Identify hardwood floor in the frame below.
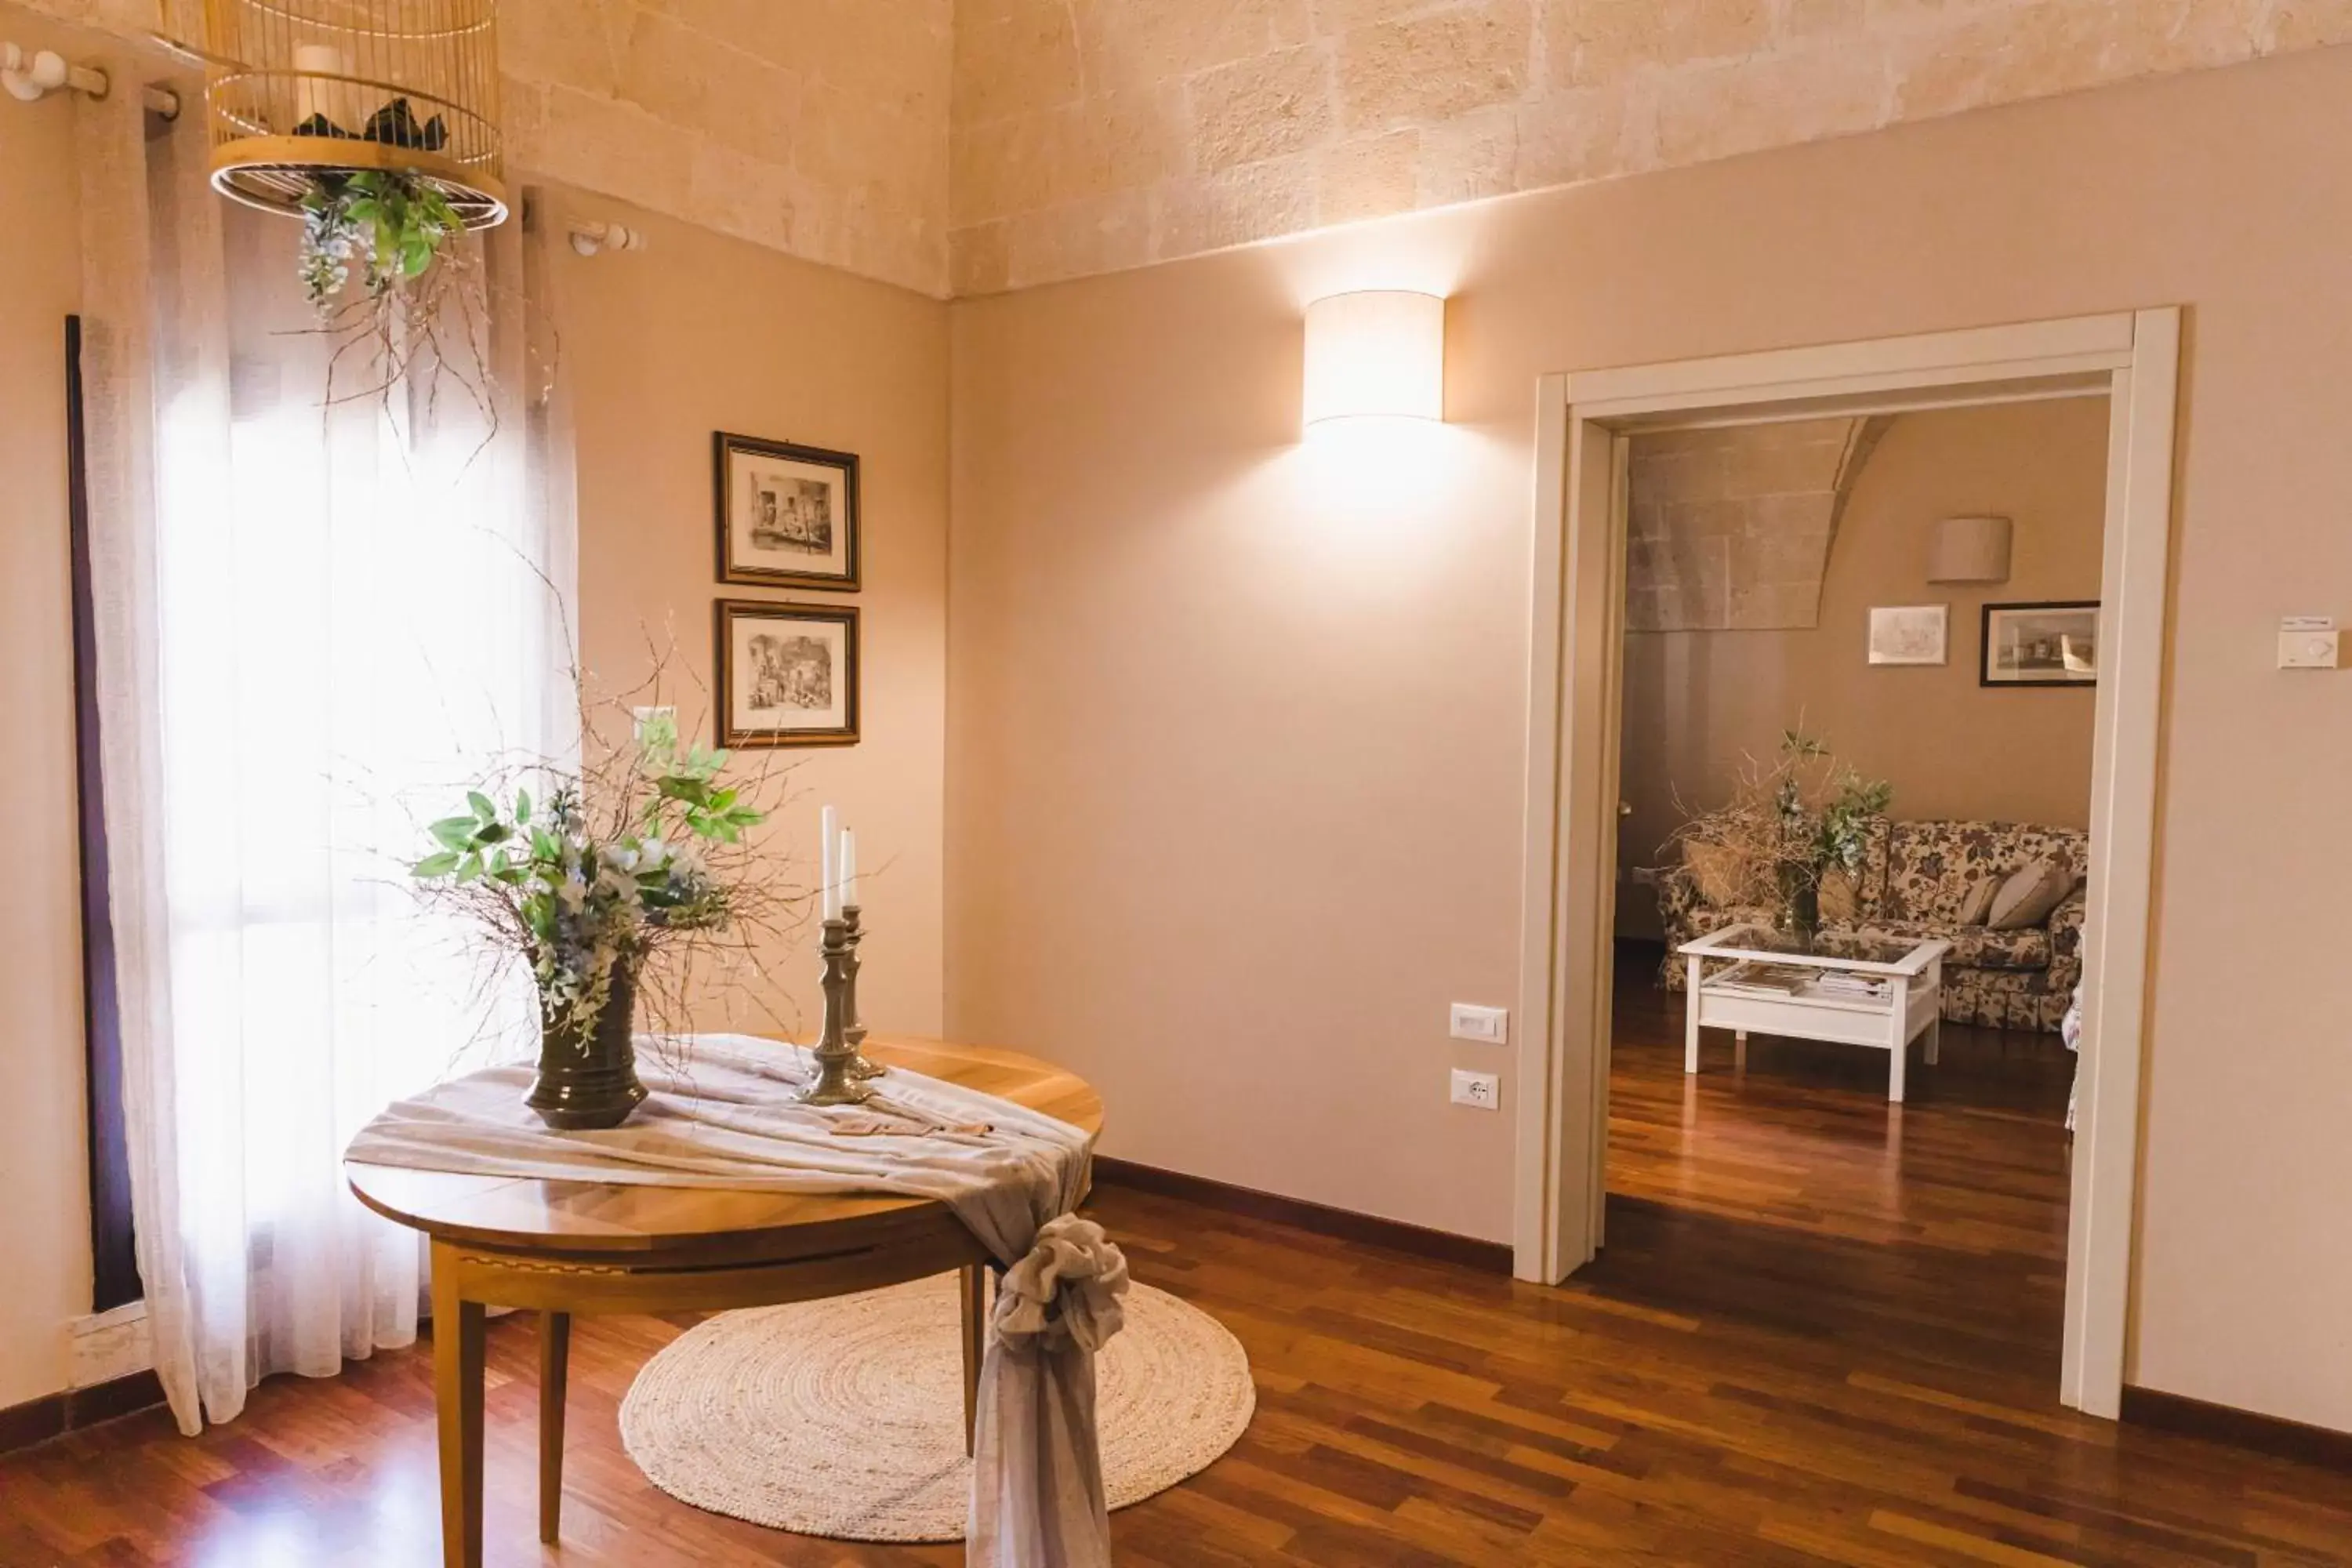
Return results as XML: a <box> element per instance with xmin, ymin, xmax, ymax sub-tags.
<box><xmin>5</xmin><ymin>970</ymin><xmax>2349</xmax><ymax>1565</ymax></box>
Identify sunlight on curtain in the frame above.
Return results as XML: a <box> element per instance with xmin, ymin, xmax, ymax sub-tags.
<box><xmin>84</xmin><ymin>79</ymin><xmax>573</xmax><ymax>1426</ymax></box>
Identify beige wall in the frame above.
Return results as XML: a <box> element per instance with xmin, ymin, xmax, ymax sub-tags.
<box><xmin>557</xmin><ymin>190</ymin><xmax>952</xmax><ymax>1038</ymax></box>
<box><xmin>0</xmin><ymin>11</ymin><xmax>94</xmax><ymax>1410</ymax></box>
<box><xmin>24</xmin><ymin>0</ymin><xmax>955</xmax><ymax>295</ymax></box>
<box><xmin>947</xmin><ymin>44</ymin><xmax>2352</xmax><ymax>1432</ymax></box>
<box><xmin>949</xmin><ymin>0</ymin><xmax>2352</xmax><ymax>293</ymax></box>
<box><xmin>1617</xmin><ymin>400</ymin><xmax>2108</xmax><ymax>938</ymax></box>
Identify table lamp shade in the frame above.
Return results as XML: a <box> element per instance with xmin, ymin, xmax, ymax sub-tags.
<box><xmin>1929</xmin><ymin>515</ymin><xmax>2013</xmax><ymax>583</ymax></box>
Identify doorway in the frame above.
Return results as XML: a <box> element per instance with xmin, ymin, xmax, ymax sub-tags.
<box><xmin>1509</xmin><ymin>312</ymin><xmax>2181</xmax><ymax>1419</ymax></box>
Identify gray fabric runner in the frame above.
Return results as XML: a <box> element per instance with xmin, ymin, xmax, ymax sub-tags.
<box><xmin>346</xmin><ymin>1033</ymin><xmax>1129</xmax><ymax>1566</ymax></box>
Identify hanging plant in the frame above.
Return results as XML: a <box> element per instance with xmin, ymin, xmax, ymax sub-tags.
<box><xmin>299</xmin><ymin>168</ymin><xmax>462</xmax><ymax>310</ymax></box>
<box><xmin>293</xmin><ymin>162</ymin><xmax>504</xmax><ymax>447</ymax></box>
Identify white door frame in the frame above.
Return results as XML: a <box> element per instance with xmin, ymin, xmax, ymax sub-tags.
<box><xmin>1512</xmin><ymin>310</ymin><xmax>2181</xmax><ymax>1419</ymax></box>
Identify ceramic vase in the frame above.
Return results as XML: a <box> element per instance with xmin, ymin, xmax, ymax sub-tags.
<box><xmin>524</xmin><ymin>963</ymin><xmax>648</xmax><ymax>1130</ymax></box>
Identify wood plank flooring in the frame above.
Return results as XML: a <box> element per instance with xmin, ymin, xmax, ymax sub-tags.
<box><xmin>5</xmin><ymin>964</ymin><xmax>2348</xmax><ymax>1564</ymax></box>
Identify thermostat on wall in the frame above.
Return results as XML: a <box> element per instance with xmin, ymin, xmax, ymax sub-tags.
<box><xmin>2278</xmin><ymin>616</ymin><xmax>2340</xmax><ymax>670</ymax></box>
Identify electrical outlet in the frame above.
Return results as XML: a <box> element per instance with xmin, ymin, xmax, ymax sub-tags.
<box><xmin>1450</xmin><ymin>1069</ymin><xmax>1501</xmax><ymax>1111</ymax></box>
<box><xmin>1450</xmin><ymin>1004</ymin><xmax>1509</xmax><ymax>1044</ymax></box>
<box><xmin>633</xmin><ymin>706</ymin><xmax>679</xmax><ymax>750</ymax></box>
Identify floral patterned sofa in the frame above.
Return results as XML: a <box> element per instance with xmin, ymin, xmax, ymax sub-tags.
<box><xmin>1658</xmin><ymin>818</ymin><xmax>2089</xmax><ymax>1033</ymax></box>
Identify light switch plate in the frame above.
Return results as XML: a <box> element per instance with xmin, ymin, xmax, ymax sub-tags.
<box><xmin>1450</xmin><ymin>1069</ymin><xmax>1501</xmax><ymax>1111</ymax></box>
<box><xmin>1450</xmin><ymin>1004</ymin><xmax>1509</xmax><ymax>1044</ymax></box>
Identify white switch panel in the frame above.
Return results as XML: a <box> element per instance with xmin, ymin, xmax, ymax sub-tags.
<box><xmin>1450</xmin><ymin>1069</ymin><xmax>1501</xmax><ymax>1111</ymax></box>
<box><xmin>2279</xmin><ymin>617</ymin><xmax>2340</xmax><ymax>670</ymax></box>
<box><xmin>1450</xmin><ymin>1004</ymin><xmax>1509</xmax><ymax>1044</ymax></box>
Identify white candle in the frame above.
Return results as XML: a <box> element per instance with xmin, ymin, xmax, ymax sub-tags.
<box><xmin>293</xmin><ymin>43</ymin><xmax>348</xmax><ymax>130</ymax></box>
<box><xmin>819</xmin><ymin>804</ymin><xmax>840</xmax><ymax>921</ymax></box>
<box><xmin>840</xmin><ymin>829</ymin><xmax>858</xmax><ymax>910</ymax></box>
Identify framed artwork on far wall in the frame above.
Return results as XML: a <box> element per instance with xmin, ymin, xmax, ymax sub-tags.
<box><xmin>1867</xmin><ymin>604</ymin><xmax>1949</xmax><ymax>666</ymax></box>
<box><xmin>716</xmin><ymin>601</ymin><xmax>860</xmax><ymax>748</ymax></box>
<box><xmin>715</xmin><ymin>432</ymin><xmax>860</xmax><ymax>591</ymax></box>
<box><xmin>1982</xmin><ymin>600</ymin><xmax>2100</xmax><ymax>687</ymax></box>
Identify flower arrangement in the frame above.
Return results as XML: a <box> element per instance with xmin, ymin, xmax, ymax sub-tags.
<box><xmin>409</xmin><ymin>706</ymin><xmax>797</xmax><ymax>1127</ymax></box>
<box><xmin>294</xmin><ymin>165</ymin><xmax>503</xmax><ymax>440</ymax></box>
<box><xmin>1669</xmin><ymin>729</ymin><xmax>1892</xmax><ymax>943</ymax></box>
<box><xmin>299</xmin><ymin>169</ymin><xmax>463</xmax><ymax>310</ymax></box>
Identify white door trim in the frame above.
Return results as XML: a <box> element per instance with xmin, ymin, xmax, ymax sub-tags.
<box><xmin>1512</xmin><ymin>310</ymin><xmax>2182</xmax><ymax>1420</ymax></box>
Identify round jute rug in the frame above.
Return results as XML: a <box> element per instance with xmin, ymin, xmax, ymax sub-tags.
<box><xmin>619</xmin><ymin>1274</ymin><xmax>1255</xmax><ymax>1543</ymax></box>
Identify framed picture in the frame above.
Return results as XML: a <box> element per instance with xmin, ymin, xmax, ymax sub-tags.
<box><xmin>715</xmin><ymin>433</ymin><xmax>860</xmax><ymax>591</ymax></box>
<box><xmin>1867</xmin><ymin>604</ymin><xmax>1948</xmax><ymax>666</ymax></box>
<box><xmin>715</xmin><ymin>601</ymin><xmax>860</xmax><ymax>747</ymax></box>
<box><xmin>1982</xmin><ymin>600</ymin><xmax>2099</xmax><ymax>687</ymax></box>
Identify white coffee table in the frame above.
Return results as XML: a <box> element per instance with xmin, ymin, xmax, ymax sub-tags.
<box><xmin>1678</xmin><ymin>923</ymin><xmax>1951</xmax><ymax>1102</ymax></box>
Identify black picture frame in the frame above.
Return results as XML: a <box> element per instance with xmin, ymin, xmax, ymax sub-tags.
<box><xmin>714</xmin><ymin>432</ymin><xmax>861</xmax><ymax>592</ymax></box>
<box><xmin>715</xmin><ymin>600</ymin><xmax>862</xmax><ymax>748</ymax></box>
<box><xmin>1980</xmin><ymin>600</ymin><xmax>2100</xmax><ymax>688</ymax></box>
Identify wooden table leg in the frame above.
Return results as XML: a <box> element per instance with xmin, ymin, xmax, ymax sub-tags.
<box><xmin>539</xmin><ymin>1310</ymin><xmax>571</xmax><ymax>1544</ymax></box>
<box><xmin>430</xmin><ymin>1241</ymin><xmax>486</xmax><ymax>1568</ymax></box>
<box><xmin>961</xmin><ymin>1263</ymin><xmax>989</xmax><ymax>1457</ymax></box>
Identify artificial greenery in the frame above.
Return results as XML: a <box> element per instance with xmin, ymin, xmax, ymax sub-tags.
<box><xmin>299</xmin><ymin>169</ymin><xmax>462</xmax><ymax>309</ymax></box>
<box><xmin>410</xmin><ymin>724</ymin><xmax>770</xmax><ymax>1040</ymax></box>
<box><xmin>1772</xmin><ymin>728</ymin><xmax>1893</xmax><ymax>890</ymax></box>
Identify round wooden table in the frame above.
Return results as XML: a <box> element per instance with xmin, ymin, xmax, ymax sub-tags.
<box><xmin>347</xmin><ymin>1036</ymin><xmax>1104</xmax><ymax>1568</ymax></box>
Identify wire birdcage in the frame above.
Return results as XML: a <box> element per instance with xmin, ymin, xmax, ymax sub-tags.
<box><xmin>156</xmin><ymin>0</ymin><xmax>508</xmax><ymax>230</ymax></box>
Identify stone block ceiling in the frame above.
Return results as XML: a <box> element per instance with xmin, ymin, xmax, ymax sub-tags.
<box><xmin>21</xmin><ymin>0</ymin><xmax>2352</xmax><ymax>296</ymax></box>
<box><xmin>947</xmin><ymin>0</ymin><xmax>2352</xmax><ymax>295</ymax></box>
<box><xmin>27</xmin><ymin>0</ymin><xmax>956</xmax><ymax>296</ymax></box>
<box><xmin>1624</xmin><ymin>417</ymin><xmax>1888</xmax><ymax>633</ymax></box>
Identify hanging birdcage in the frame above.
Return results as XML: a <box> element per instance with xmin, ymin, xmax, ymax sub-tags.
<box><xmin>155</xmin><ymin>0</ymin><xmax>508</xmax><ymax>230</ymax></box>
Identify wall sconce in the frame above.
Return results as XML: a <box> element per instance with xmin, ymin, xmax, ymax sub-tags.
<box><xmin>1302</xmin><ymin>290</ymin><xmax>1446</xmax><ymax>433</ymax></box>
<box><xmin>1929</xmin><ymin>514</ymin><xmax>2013</xmax><ymax>583</ymax></box>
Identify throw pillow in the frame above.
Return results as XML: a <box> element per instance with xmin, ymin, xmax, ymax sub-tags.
<box><xmin>1987</xmin><ymin>858</ymin><xmax>2078</xmax><ymax>930</ymax></box>
<box><xmin>1682</xmin><ymin>840</ymin><xmax>1752</xmax><ymax>906</ymax></box>
<box><xmin>1958</xmin><ymin>875</ymin><xmax>2000</xmax><ymax>927</ymax></box>
<box><xmin>1820</xmin><ymin>866</ymin><xmax>1860</xmax><ymax>923</ymax></box>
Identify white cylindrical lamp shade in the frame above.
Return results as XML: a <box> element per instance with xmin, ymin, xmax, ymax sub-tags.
<box><xmin>1302</xmin><ymin>290</ymin><xmax>1446</xmax><ymax>429</ymax></box>
<box><xmin>1928</xmin><ymin>515</ymin><xmax>2013</xmax><ymax>583</ymax></box>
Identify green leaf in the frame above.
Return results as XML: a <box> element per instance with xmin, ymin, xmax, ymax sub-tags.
<box><xmin>456</xmin><ymin>851</ymin><xmax>484</xmax><ymax>883</ymax></box>
<box><xmin>430</xmin><ymin>815</ymin><xmax>480</xmax><ymax>851</ymax></box>
<box><xmin>515</xmin><ymin>789</ymin><xmax>532</xmax><ymax>825</ymax></box>
<box><xmin>411</xmin><ymin>851</ymin><xmax>462</xmax><ymax>878</ymax></box>
<box><xmin>476</xmin><ymin>822</ymin><xmax>511</xmax><ymax>844</ymax></box>
<box><xmin>467</xmin><ymin>790</ymin><xmax>497</xmax><ymax>822</ymax></box>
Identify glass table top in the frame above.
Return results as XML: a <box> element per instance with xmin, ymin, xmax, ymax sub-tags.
<box><xmin>1681</xmin><ymin>923</ymin><xmax>1940</xmax><ymax>970</ymax></box>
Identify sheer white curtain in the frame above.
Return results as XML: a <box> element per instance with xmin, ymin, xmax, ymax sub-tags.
<box><xmin>75</xmin><ymin>85</ymin><xmax>574</xmax><ymax>1431</ymax></box>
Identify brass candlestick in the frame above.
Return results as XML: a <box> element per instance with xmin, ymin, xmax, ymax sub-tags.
<box><xmin>796</xmin><ymin>916</ymin><xmax>873</xmax><ymax>1106</ymax></box>
<box><xmin>843</xmin><ymin>904</ymin><xmax>887</xmax><ymax>1080</ymax></box>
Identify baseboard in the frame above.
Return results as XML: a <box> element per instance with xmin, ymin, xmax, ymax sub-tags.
<box><xmin>1091</xmin><ymin>1156</ymin><xmax>1514</xmax><ymax>1275</ymax></box>
<box><xmin>0</xmin><ymin>1368</ymin><xmax>166</xmax><ymax>1458</ymax></box>
<box><xmin>2120</xmin><ymin>1385</ymin><xmax>2352</xmax><ymax>1472</ymax></box>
